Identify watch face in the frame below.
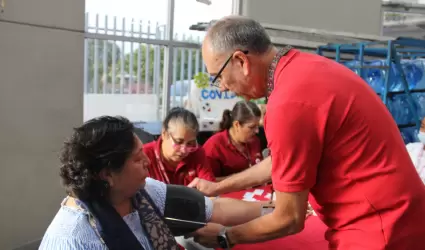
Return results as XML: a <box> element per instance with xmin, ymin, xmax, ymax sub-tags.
<box><xmin>217</xmin><ymin>235</ymin><xmax>228</xmax><ymax>248</ymax></box>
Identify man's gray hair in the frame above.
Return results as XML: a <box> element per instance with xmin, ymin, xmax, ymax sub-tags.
<box><xmin>206</xmin><ymin>16</ymin><xmax>272</xmax><ymax>54</ymax></box>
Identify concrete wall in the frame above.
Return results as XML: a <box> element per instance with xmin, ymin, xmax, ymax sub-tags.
<box><xmin>0</xmin><ymin>0</ymin><xmax>85</xmax><ymax>249</ymax></box>
<box><xmin>241</xmin><ymin>0</ymin><xmax>383</xmax><ymax>36</ymax></box>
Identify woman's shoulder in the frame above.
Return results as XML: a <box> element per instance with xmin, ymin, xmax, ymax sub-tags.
<box><xmin>203</xmin><ymin>131</ymin><xmax>227</xmax><ymax>151</ymax></box>
<box><xmin>40</xmin><ymin>205</ymin><xmax>103</xmax><ymax>249</ymax></box>
<box><xmin>142</xmin><ymin>178</ymin><xmax>167</xmax><ymax>214</ymax></box>
<box><xmin>143</xmin><ymin>140</ymin><xmax>157</xmax><ymax>151</ymax></box>
<box><xmin>142</xmin><ymin>140</ymin><xmax>158</xmax><ymax>157</ymax></box>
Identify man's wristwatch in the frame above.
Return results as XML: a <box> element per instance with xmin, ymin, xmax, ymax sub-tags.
<box><xmin>217</xmin><ymin>227</ymin><xmax>233</xmax><ymax>249</ymax></box>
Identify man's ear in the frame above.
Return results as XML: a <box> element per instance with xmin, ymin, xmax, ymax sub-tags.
<box><xmin>233</xmin><ymin>51</ymin><xmax>250</xmax><ymax>76</ymax></box>
<box><xmin>99</xmin><ymin>168</ymin><xmax>114</xmax><ymax>187</ymax></box>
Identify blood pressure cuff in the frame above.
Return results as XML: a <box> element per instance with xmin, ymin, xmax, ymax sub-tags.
<box><xmin>163</xmin><ymin>184</ymin><xmax>206</xmax><ymax>236</ymax></box>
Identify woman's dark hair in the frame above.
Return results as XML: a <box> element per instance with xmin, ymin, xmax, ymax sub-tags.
<box><xmin>162</xmin><ymin>107</ymin><xmax>199</xmax><ymax>133</ymax></box>
<box><xmin>59</xmin><ymin>116</ymin><xmax>135</xmax><ymax>200</ymax></box>
<box><xmin>219</xmin><ymin>100</ymin><xmax>261</xmax><ymax>131</ymax></box>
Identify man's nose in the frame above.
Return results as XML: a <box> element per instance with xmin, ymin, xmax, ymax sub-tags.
<box><xmin>219</xmin><ymin>84</ymin><xmax>229</xmax><ymax>92</ymax></box>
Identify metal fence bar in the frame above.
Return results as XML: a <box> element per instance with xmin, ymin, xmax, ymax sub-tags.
<box><xmin>154</xmin><ymin>23</ymin><xmax>162</xmax><ymax>119</ymax></box>
<box><xmin>84</xmin><ymin>33</ymin><xmax>201</xmax><ymax>49</ymax></box>
<box><xmin>187</xmin><ymin>47</ymin><xmax>193</xmax><ymax>96</ymax></box>
<box><xmin>83</xmin><ymin>13</ymin><xmax>89</xmax><ymax>94</ymax></box>
<box><xmin>195</xmin><ymin>40</ymin><xmax>200</xmax><ymax>75</ymax></box>
<box><xmin>93</xmin><ymin>14</ymin><xmax>100</xmax><ymax>93</ymax></box>
<box><xmin>172</xmin><ymin>46</ymin><xmax>178</xmax><ymax>105</ymax></box>
<box><xmin>129</xmin><ymin>19</ymin><xmax>135</xmax><ymax>94</ymax></box>
<box><xmin>111</xmin><ymin>16</ymin><xmax>117</xmax><ymax>94</ymax></box>
<box><xmin>120</xmin><ymin>17</ymin><xmax>125</xmax><ymax>94</ymax></box>
<box><xmin>137</xmin><ymin>21</ymin><xmax>142</xmax><ymax>94</ymax></box>
<box><xmin>145</xmin><ymin>21</ymin><xmax>151</xmax><ymax>94</ymax></box>
<box><xmin>102</xmin><ymin>15</ymin><xmax>108</xmax><ymax>94</ymax></box>
<box><xmin>180</xmin><ymin>46</ymin><xmax>185</xmax><ymax>106</ymax></box>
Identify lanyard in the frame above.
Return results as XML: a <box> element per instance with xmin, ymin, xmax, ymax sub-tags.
<box><xmin>229</xmin><ymin>136</ymin><xmax>252</xmax><ymax>167</ymax></box>
<box><xmin>154</xmin><ymin>149</ymin><xmax>171</xmax><ymax>184</ymax></box>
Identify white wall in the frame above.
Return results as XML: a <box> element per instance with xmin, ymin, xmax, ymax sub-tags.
<box><xmin>0</xmin><ymin>0</ymin><xmax>85</xmax><ymax>249</ymax></box>
<box><xmin>84</xmin><ymin>94</ymin><xmax>160</xmax><ymax>122</ymax></box>
<box><xmin>241</xmin><ymin>0</ymin><xmax>383</xmax><ymax>36</ymax></box>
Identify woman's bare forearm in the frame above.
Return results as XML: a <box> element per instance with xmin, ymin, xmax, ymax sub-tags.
<box><xmin>209</xmin><ymin>198</ymin><xmax>265</xmax><ymax>226</ymax></box>
<box><xmin>215</xmin><ymin>156</ymin><xmax>272</xmax><ymax>195</ymax></box>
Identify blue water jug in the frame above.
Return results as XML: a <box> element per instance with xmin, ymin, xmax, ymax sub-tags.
<box><xmin>413</xmin><ymin>93</ymin><xmax>425</xmax><ymax>118</ymax></box>
<box><xmin>364</xmin><ymin>60</ymin><xmax>385</xmax><ymax>94</ymax></box>
<box><xmin>401</xmin><ymin>60</ymin><xmax>423</xmax><ymax>90</ymax></box>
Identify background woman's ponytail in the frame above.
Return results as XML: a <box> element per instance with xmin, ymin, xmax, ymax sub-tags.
<box><xmin>219</xmin><ymin>101</ymin><xmax>261</xmax><ymax>132</ymax></box>
<box><xmin>219</xmin><ymin>109</ymin><xmax>233</xmax><ymax>131</ymax></box>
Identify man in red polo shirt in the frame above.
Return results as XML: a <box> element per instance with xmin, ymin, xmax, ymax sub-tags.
<box><xmin>191</xmin><ymin>16</ymin><xmax>425</xmax><ymax>249</ymax></box>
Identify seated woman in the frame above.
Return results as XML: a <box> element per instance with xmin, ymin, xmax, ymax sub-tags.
<box><xmin>40</xmin><ymin>116</ymin><xmax>270</xmax><ymax>249</ymax></box>
<box><xmin>406</xmin><ymin>118</ymin><xmax>425</xmax><ymax>183</ymax></box>
<box><xmin>203</xmin><ymin>101</ymin><xmax>263</xmax><ymax>181</ymax></box>
<box><xmin>143</xmin><ymin>107</ymin><xmax>215</xmax><ymax>185</ymax></box>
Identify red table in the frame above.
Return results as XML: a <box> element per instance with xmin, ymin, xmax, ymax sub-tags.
<box><xmin>220</xmin><ymin>186</ymin><xmax>328</xmax><ymax>250</ymax></box>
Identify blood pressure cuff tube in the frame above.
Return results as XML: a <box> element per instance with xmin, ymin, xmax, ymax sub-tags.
<box><xmin>164</xmin><ymin>184</ymin><xmax>206</xmax><ymax>236</ymax></box>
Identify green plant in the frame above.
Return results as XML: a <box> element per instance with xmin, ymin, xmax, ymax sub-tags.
<box><xmin>193</xmin><ymin>72</ymin><xmax>210</xmax><ymax>88</ymax></box>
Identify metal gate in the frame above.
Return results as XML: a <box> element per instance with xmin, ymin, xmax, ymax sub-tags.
<box><xmin>83</xmin><ymin>12</ymin><xmax>206</xmax><ymax>122</ymax></box>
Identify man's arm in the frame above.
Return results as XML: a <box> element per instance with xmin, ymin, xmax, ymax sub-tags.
<box><xmin>226</xmin><ymin>190</ymin><xmax>308</xmax><ymax>243</ymax></box>
<box><xmin>224</xmin><ymin>102</ymin><xmax>323</xmax><ymax>244</ymax></box>
<box><xmin>188</xmin><ymin>156</ymin><xmax>272</xmax><ymax>196</ymax></box>
<box><xmin>193</xmin><ymin>101</ymin><xmax>325</xmax><ymax>247</ymax></box>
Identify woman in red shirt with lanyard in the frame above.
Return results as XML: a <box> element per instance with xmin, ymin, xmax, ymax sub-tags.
<box><xmin>203</xmin><ymin>100</ymin><xmax>263</xmax><ymax>181</ymax></box>
<box><xmin>143</xmin><ymin>107</ymin><xmax>216</xmax><ymax>185</ymax></box>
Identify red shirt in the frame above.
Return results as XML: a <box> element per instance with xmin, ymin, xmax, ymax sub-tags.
<box><xmin>265</xmin><ymin>49</ymin><xmax>425</xmax><ymax>249</ymax></box>
<box><xmin>203</xmin><ymin>130</ymin><xmax>263</xmax><ymax>177</ymax></box>
<box><xmin>143</xmin><ymin>138</ymin><xmax>216</xmax><ymax>185</ymax></box>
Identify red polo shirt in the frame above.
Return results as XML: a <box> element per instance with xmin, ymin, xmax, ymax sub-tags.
<box><xmin>203</xmin><ymin>130</ymin><xmax>263</xmax><ymax>177</ymax></box>
<box><xmin>265</xmin><ymin>49</ymin><xmax>425</xmax><ymax>249</ymax></box>
<box><xmin>143</xmin><ymin>138</ymin><xmax>216</xmax><ymax>185</ymax></box>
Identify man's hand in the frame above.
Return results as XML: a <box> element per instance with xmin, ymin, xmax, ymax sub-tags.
<box><xmin>190</xmin><ymin>223</ymin><xmax>225</xmax><ymax>248</ymax></box>
<box><xmin>187</xmin><ymin>177</ymin><xmax>219</xmax><ymax>196</ymax></box>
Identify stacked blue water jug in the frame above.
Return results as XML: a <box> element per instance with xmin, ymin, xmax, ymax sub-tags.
<box><xmin>344</xmin><ymin>59</ymin><xmax>425</xmax><ymax>144</ymax></box>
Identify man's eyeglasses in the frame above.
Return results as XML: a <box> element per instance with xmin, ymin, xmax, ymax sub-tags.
<box><xmin>210</xmin><ymin>50</ymin><xmax>249</xmax><ymax>88</ymax></box>
<box><xmin>168</xmin><ymin>133</ymin><xmax>199</xmax><ymax>153</ymax></box>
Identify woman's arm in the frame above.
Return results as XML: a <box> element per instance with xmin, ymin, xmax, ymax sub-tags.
<box><xmin>144</xmin><ymin>177</ymin><xmax>214</xmax><ymax>220</ymax></box>
<box><xmin>144</xmin><ymin>178</ymin><xmax>266</xmax><ymax>226</ymax></box>
<box><xmin>209</xmin><ymin>198</ymin><xmax>266</xmax><ymax>226</ymax></box>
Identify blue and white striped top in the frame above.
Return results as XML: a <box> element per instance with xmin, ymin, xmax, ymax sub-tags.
<box><xmin>39</xmin><ymin>178</ymin><xmax>213</xmax><ymax>250</ymax></box>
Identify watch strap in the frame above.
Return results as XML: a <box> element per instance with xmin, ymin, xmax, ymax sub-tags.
<box><xmin>217</xmin><ymin>227</ymin><xmax>233</xmax><ymax>249</ymax></box>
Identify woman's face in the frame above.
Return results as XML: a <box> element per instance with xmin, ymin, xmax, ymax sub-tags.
<box><xmin>161</xmin><ymin>122</ymin><xmax>198</xmax><ymax>162</ymax></box>
<box><xmin>234</xmin><ymin>117</ymin><xmax>260</xmax><ymax>143</ymax></box>
<box><xmin>106</xmin><ymin>136</ymin><xmax>151</xmax><ymax>199</ymax></box>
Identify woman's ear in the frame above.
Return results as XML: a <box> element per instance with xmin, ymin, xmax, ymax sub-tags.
<box><xmin>161</xmin><ymin>129</ymin><xmax>167</xmax><ymax>139</ymax></box>
<box><xmin>99</xmin><ymin>168</ymin><xmax>114</xmax><ymax>188</ymax></box>
<box><xmin>233</xmin><ymin>120</ymin><xmax>241</xmax><ymax>130</ymax></box>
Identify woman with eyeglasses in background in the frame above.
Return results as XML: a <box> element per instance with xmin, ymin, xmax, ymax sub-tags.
<box><xmin>203</xmin><ymin>100</ymin><xmax>263</xmax><ymax>181</ymax></box>
<box><xmin>143</xmin><ymin>107</ymin><xmax>216</xmax><ymax>185</ymax></box>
